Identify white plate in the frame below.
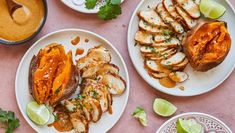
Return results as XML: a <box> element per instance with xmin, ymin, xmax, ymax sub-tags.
<box><xmin>156</xmin><ymin>112</ymin><xmax>232</xmax><ymax>133</ymax></box>
<box><xmin>127</xmin><ymin>0</ymin><xmax>235</xmax><ymax>96</ymax></box>
<box><xmin>15</xmin><ymin>29</ymin><xmax>129</xmax><ymax>133</ymax></box>
<box><xmin>61</xmin><ymin>0</ymin><xmax>124</xmax><ymax>14</ymax></box>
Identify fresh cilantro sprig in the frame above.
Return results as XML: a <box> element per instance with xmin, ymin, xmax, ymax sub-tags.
<box><xmin>85</xmin><ymin>0</ymin><xmax>122</xmax><ymax>20</ymax></box>
<box><xmin>0</xmin><ymin>108</ymin><xmax>20</xmax><ymax>133</ymax></box>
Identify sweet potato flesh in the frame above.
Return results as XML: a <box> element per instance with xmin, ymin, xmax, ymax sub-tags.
<box><xmin>33</xmin><ymin>44</ymin><xmax>72</xmax><ymax>105</ymax></box>
<box><xmin>184</xmin><ymin>21</ymin><xmax>231</xmax><ymax>71</ymax></box>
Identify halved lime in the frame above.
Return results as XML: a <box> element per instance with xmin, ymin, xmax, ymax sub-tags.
<box><xmin>26</xmin><ymin>101</ymin><xmax>50</xmax><ymax>125</ymax></box>
<box><xmin>132</xmin><ymin>107</ymin><xmax>148</xmax><ymax>126</ymax></box>
<box><xmin>153</xmin><ymin>98</ymin><xmax>177</xmax><ymax>117</ymax></box>
<box><xmin>177</xmin><ymin>118</ymin><xmax>203</xmax><ymax>133</ymax></box>
<box><xmin>199</xmin><ymin>0</ymin><xmax>226</xmax><ymax>19</ymax></box>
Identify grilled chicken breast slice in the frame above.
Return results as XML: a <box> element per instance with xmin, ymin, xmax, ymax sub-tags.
<box><xmin>139</xmin><ymin>19</ymin><xmax>172</xmax><ymax>34</ymax></box>
<box><xmin>176</xmin><ymin>0</ymin><xmax>200</xmax><ymax>18</ymax></box>
<box><xmin>176</xmin><ymin>6</ymin><xmax>197</xmax><ymax>29</ymax></box>
<box><xmin>152</xmin><ymin>37</ymin><xmax>180</xmax><ymax>47</ymax></box>
<box><xmin>156</xmin><ymin>3</ymin><xmax>184</xmax><ymax>33</ymax></box>
<box><xmin>139</xmin><ymin>10</ymin><xmax>168</xmax><ymax>27</ymax></box>
<box><xmin>161</xmin><ymin>52</ymin><xmax>186</xmax><ymax>66</ymax></box>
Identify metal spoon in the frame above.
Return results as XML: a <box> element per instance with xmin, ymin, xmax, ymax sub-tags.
<box><xmin>5</xmin><ymin>0</ymin><xmax>23</xmax><ymax>18</ymax></box>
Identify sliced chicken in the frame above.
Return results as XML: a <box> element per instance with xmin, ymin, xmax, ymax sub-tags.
<box><xmin>148</xmin><ymin>71</ymin><xmax>168</xmax><ymax>79</ymax></box>
<box><xmin>87</xmin><ymin>45</ymin><xmax>111</xmax><ymax>63</ymax></box>
<box><xmin>83</xmin><ymin>83</ymin><xmax>109</xmax><ymax>113</ymax></box>
<box><xmin>152</xmin><ymin>37</ymin><xmax>180</xmax><ymax>47</ymax></box>
<box><xmin>139</xmin><ymin>19</ymin><xmax>172</xmax><ymax>34</ymax></box>
<box><xmin>144</xmin><ymin>48</ymin><xmax>177</xmax><ymax>60</ymax></box>
<box><xmin>70</xmin><ymin>112</ymin><xmax>89</xmax><ymax>133</ymax></box>
<box><xmin>172</xmin><ymin>58</ymin><xmax>189</xmax><ymax>71</ymax></box>
<box><xmin>77</xmin><ymin>57</ymin><xmax>96</xmax><ymax>71</ymax></box>
<box><xmin>145</xmin><ymin>60</ymin><xmax>161</xmax><ymax>72</ymax></box>
<box><xmin>65</xmin><ymin>99</ymin><xmax>93</xmax><ymax>123</ymax></box>
<box><xmin>135</xmin><ymin>30</ymin><xmax>153</xmax><ymax>45</ymax></box>
<box><xmin>154</xmin><ymin>34</ymin><xmax>171</xmax><ymax>43</ymax></box>
<box><xmin>161</xmin><ymin>52</ymin><xmax>186</xmax><ymax>66</ymax></box>
<box><xmin>140</xmin><ymin>46</ymin><xmax>168</xmax><ymax>54</ymax></box>
<box><xmin>176</xmin><ymin>6</ymin><xmax>197</xmax><ymax>29</ymax></box>
<box><xmin>176</xmin><ymin>0</ymin><xmax>200</xmax><ymax>18</ymax></box>
<box><xmin>99</xmin><ymin>73</ymin><xmax>126</xmax><ymax>95</ymax></box>
<box><xmin>97</xmin><ymin>63</ymin><xmax>119</xmax><ymax>75</ymax></box>
<box><xmin>169</xmin><ymin>71</ymin><xmax>188</xmax><ymax>82</ymax></box>
<box><xmin>144</xmin><ymin>60</ymin><xmax>171</xmax><ymax>73</ymax></box>
<box><xmin>139</xmin><ymin>10</ymin><xmax>167</xmax><ymax>27</ymax></box>
<box><xmin>156</xmin><ymin>3</ymin><xmax>184</xmax><ymax>33</ymax></box>
<box><xmin>85</xmin><ymin>98</ymin><xmax>102</xmax><ymax>123</ymax></box>
<box><xmin>77</xmin><ymin>45</ymin><xmax>111</xmax><ymax>70</ymax></box>
<box><xmin>81</xmin><ymin>63</ymin><xmax>104</xmax><ymax>78</ymax></box>
<box><xmin>163</xmin><ymin>0</ymin><xmax>182</xmax><ymax>19</ymax></box>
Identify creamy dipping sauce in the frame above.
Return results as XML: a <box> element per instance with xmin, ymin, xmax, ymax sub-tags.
<box><xmin>0</xmin><ymin>0</ymin><xmax>45</xmax><ymax>41</ymax></box>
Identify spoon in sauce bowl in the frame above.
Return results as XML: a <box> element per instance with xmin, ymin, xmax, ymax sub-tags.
<box><xmin>5</xmin><ymin>0</ymin><xmax>30</xmax><ymax>25</ymax></box>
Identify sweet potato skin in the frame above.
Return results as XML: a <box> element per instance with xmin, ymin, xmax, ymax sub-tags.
<box><xmin>28</xmin><ymin>55</ymin><xmax>39</xmax><ymax>102</ymax></box>
<box><xmin>183</xmin><ymin>21</ymin><xmax>231</xmax><ymax>71</ymax></box>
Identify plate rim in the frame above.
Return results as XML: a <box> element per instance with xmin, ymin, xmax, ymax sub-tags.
<box><xmin>127</xmin><ymin>0</ymin><xmax>235</xmax><ymax>97</ymax></box>
<box><xmin>155</xmin><ymin>112</ymin><xmax>232</xmax><ymax>133</ymax></box>
<box><xmin>60</xmin><ymin>0</ymin><xmax>125</xmax><ymax>14</ymax></box>
<box><xmin>15</xmin><ymin>28</ymin><xmax>130</xmax><ymax>132</ymax></box>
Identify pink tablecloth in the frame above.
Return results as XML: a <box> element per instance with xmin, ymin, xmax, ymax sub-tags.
<box><xmin>0</xmin><ymin>0</ymin><xmax>235</xmax><ymax>132</ymax></box>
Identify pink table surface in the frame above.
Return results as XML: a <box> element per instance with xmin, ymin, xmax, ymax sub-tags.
<box><xmin>1</xmin><ymin>0</ymin><xmax>235</xmax><ymax>132</ymax></box>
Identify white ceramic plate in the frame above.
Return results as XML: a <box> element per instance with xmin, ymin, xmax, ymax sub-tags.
<box><xmin>15</xmin><ymin>29</ymin><xmax>129</xmax><ymax>133</ymax></box>
<box><xmin>127</xmin><ymin>0</ymin><xmax>235</xmax><ymax>96</ymax></box>
<box><xmin>156</xmin><ymin>112</ymin><xmax>232</xmax><ymax>133</ymax></box>
<box><xmin>61</xmin><ymin>0</ymin><xmax>124</xmax><ymax>14</ymax></box>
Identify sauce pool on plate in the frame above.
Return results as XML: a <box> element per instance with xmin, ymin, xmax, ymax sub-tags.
<box><xmin>159</xmin><ymin>77</ymin><xmax>176</xmax><ymax>88</ymax></box>
<box><xmin>71</xmin><ymin>36</ymin><xmax>80</xmax><ymax>45</ymax></box>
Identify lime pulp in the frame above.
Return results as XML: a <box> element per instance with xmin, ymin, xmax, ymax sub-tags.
<box><xmin>177</xmin><ymin>118</ymin><xmax>203</xmax><ymax>133</ymax></box>
<box><xmin>26</xmin><ymin>101</ymin><xmax>50</xmax><ymax>125</ymax></box>
<box><xmin>153</xmin><ymin>98</ymin><xmax>177</xmax><ymax>117</ymax></box>
<box><xmin>199</xmin><ymin>0</ymin><xmax>226</xmax><ymax>19</ymax></box>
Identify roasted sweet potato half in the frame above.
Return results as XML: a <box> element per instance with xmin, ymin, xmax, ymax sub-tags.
<box><xmin>183</xmin><ymin>21</ymin><xmax>231</xmax><ymax>71</ymax></box>
<box><xmin>29</xmin><ymin>43</ymin><xmax>79</xmax><ymax>105</ymax></box>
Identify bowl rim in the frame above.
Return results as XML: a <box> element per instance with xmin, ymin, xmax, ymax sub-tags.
<box><xmin>0</xmin><ymin>0</ymin><xmax>48</xmax><ymax>45</ymax></box>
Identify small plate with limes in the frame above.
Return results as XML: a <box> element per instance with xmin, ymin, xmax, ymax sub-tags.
<box><xmin>156</xmin><ymin>112</ymin><xmax>232</xmax><ymax>133</ymax></box>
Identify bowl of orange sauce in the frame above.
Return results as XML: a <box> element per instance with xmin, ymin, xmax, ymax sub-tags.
<box><xmin>0</xmin><ymin>0</ymin><xmax>47</xmax><ymax>45</ymax></box>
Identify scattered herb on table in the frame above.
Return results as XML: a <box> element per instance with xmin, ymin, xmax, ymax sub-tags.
<box><xmin>85</xmin><ymin>0</ymin><xmax>122</xmax><ymax>20</ymax></box>
<box><xmin>0</xmin><ymin>108</ymin><xmax>20</xmax><ymax>133</ymax></box>
<box><xmin>132</xmin><ymin>107</ymin><xmax>148</xmax><ymax>126</ymax></box>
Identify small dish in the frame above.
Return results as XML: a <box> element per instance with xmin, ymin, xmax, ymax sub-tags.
<box><xmin>0</xmin><ymin>0</ymin><xmax>48</xmax><ymax>45</ymax></box>
<box><xmin>156</xmin><ymin>112</ymin><xmax>232</xmax><ymax>133</ymax></box>
<box><xmin>61</xmin><ymin>0</ymin><xmax>124</xmax><ymax>14</ymax></box>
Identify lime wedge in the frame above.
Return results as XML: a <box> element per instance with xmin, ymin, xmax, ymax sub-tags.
<box><xmin>199</xmin><ymin>0</ymin><xmax>226</xmax><ymax>19</ymax></box>
<box><xmin>177</xmin><ymin>118</ymin><xmax>203</xmax><ymax>133</ymax></box>
<box><xmin>153</xmin><ymin>98</ymin><xmax>177</xmax><ymax>117</ymax></box>
<box><xmin>26</xmin><ymin>101</ymin><xmax>50</xmax><ymax>125</ymax></box>
<box><xmin>132</xmin><ymin>107</ymin><xmax>148</xmax><ymax>126</ymax></box>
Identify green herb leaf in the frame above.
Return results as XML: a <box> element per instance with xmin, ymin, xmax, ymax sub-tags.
<box><xmin>110</xmin><ymin>0</ymin><xmax>121</xmax><ymax>5</ymax></box>
<box><xmin>0</xmin><ymin>108</ymin><xmax>20</xmax><ymax>133</ymax></box>
<box><xmin>85</xmin><ymin>0</ymin><xmax>98</xmax><ymax>9</ymax></box>
<box><xmin>55</xmin><ymin>88</ymin><xmax>61</xmax><ymax>95</ymax></box>
<box><xmin>98</xmin><ymin>3</ymin><xmax>122</xmax><ymax>20</ymax></box>
<box><xmin>132</xmin><ymin>107</ymin><xmax>148</xmax><ymax>126</ymax></box>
